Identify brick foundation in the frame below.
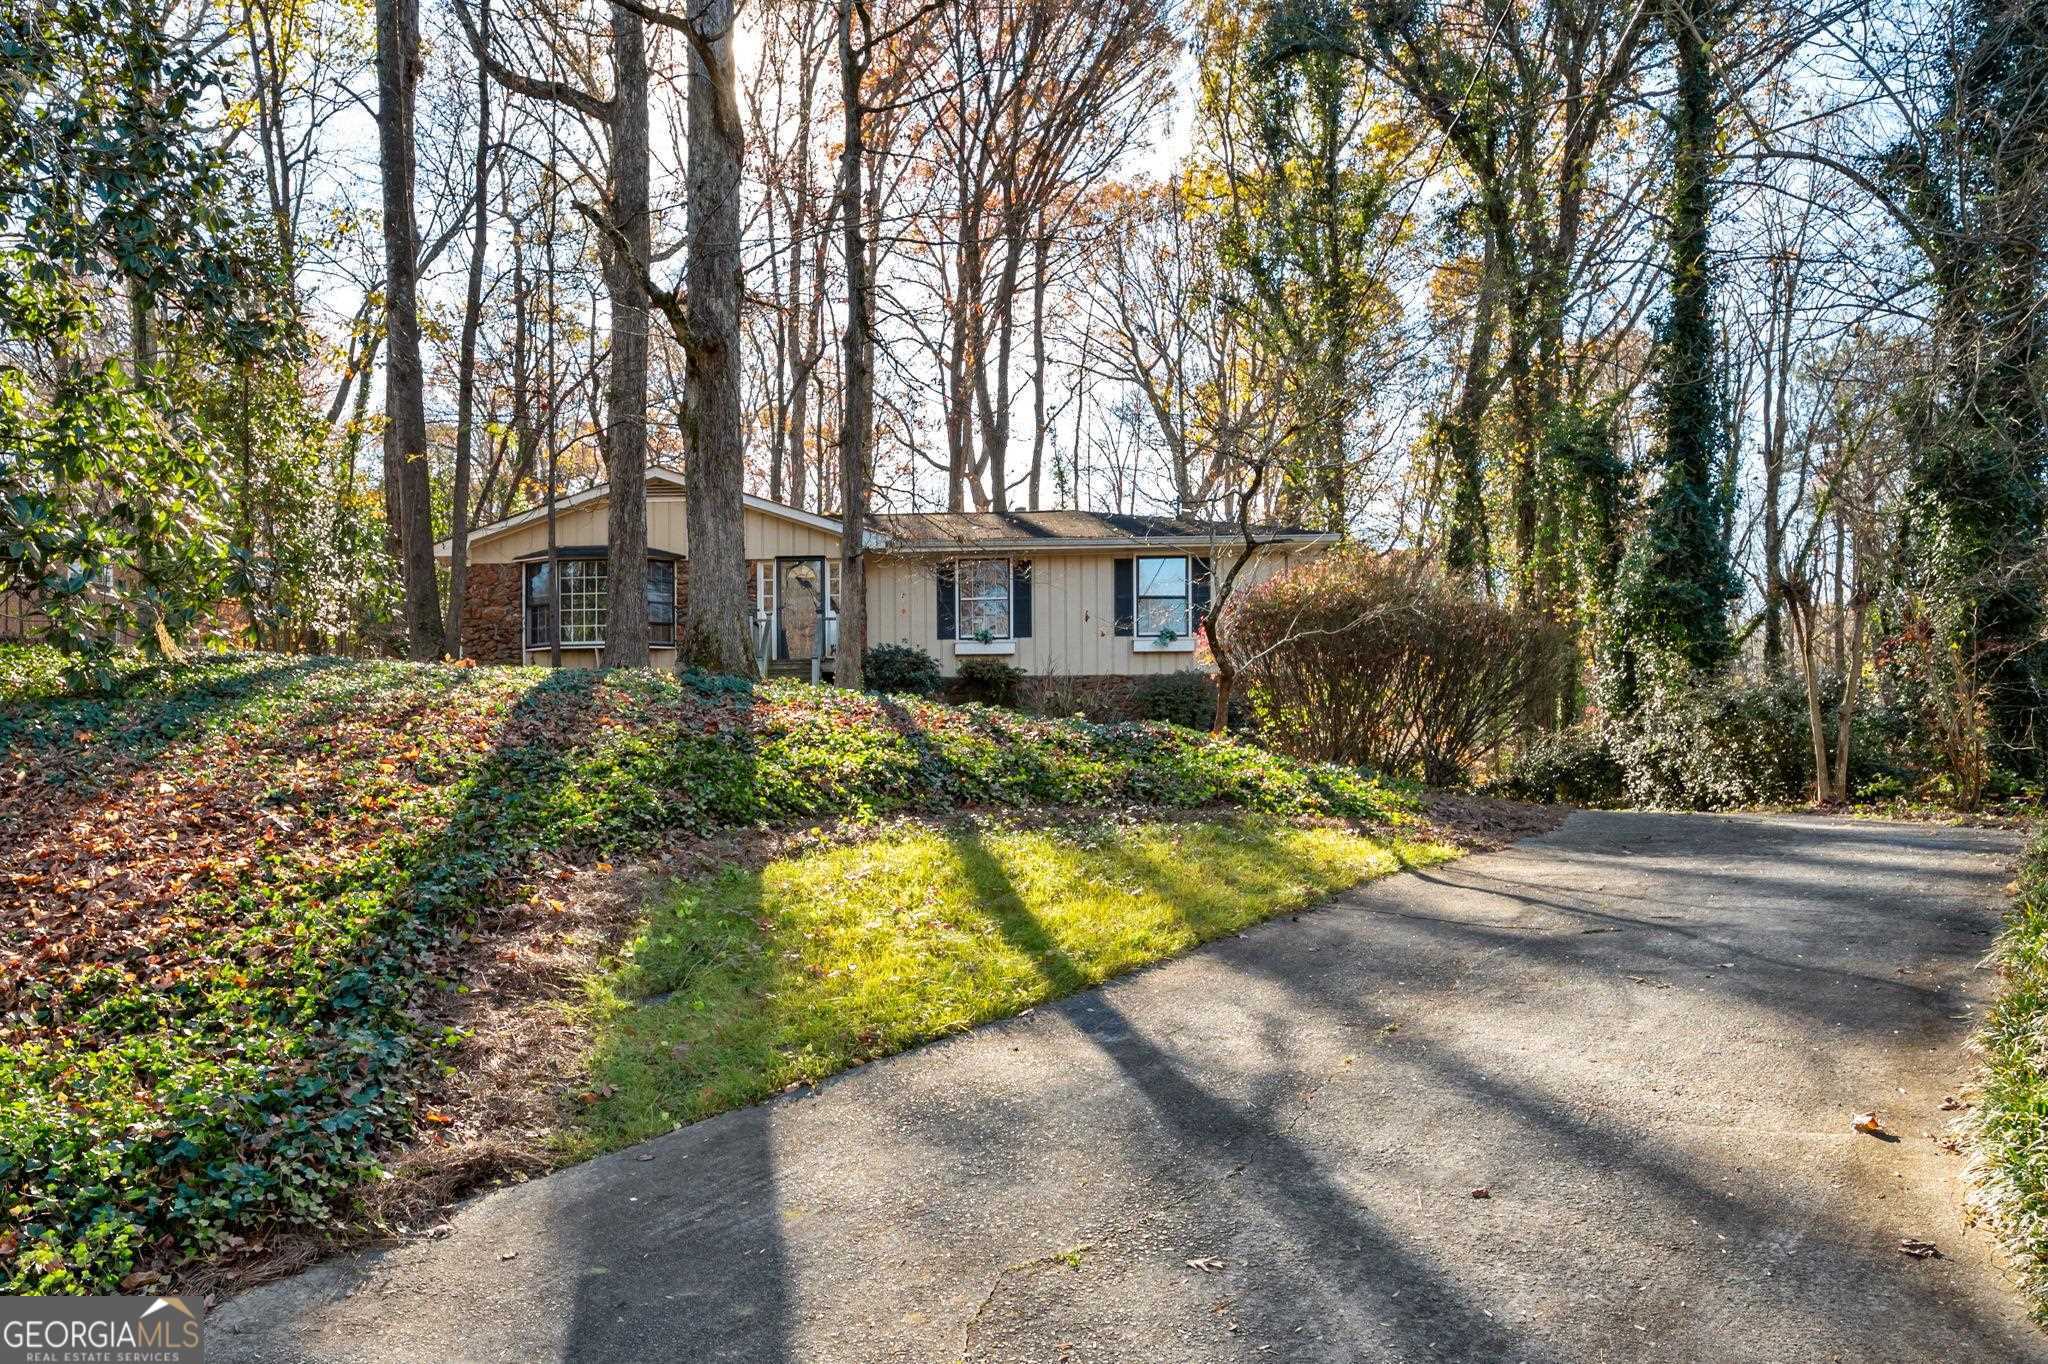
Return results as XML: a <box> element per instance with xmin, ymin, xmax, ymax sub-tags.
<box><xmin>1016</xmin><ymin>674</ymin><xmax>1146</xmax><ymax>721</ymax></box>
<box><xmin>464</xmin><ymin>562</ymin><xmax>524</xmax><ymax>663</ymax></box>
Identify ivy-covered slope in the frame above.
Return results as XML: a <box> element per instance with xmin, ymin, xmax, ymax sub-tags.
<box><xmin>0</xmin><ymin>652</ymin><xmax>1411</xmax><ymax>1293</ymax></box>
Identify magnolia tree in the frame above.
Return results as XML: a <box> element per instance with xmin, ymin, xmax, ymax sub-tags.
<box><xmin>1</xmin><ymin>0</ymin><xmax>290</xmax><ymax>684</ymax></box>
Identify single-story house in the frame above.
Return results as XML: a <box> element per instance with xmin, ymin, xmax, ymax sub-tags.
<box><xmin>438</xmin><ymin>466</ymin><xmax>1329</xmax><ymax>707</ymax></box>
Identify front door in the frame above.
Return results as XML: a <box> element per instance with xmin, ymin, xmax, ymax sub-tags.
<box><xmin>776</xmin><ymin>557</ymin><xmax>825</xmax><ymax>662</ymax></box>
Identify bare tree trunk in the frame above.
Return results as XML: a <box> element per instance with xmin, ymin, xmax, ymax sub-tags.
<box><xmin>975</xmin><ymin>211</ymin><xmax>1026</xmax><ymax>512</ymax></box>
<box><xmin>1760</xmin><ymin>253</ymin><xmax>1795</xmax><ymax>669</ymax></box>
<box><xmin>1027</xmin><ymin>227</ymin><xmax>1049</xmax><ymax>511</ymax></box>
<box><xmin>945</xmin><ymin>195</ymin><xmax>976</xmax><ymax>513</ymax></box>
<box><xmin>1443</xmin><ymin>236</ymin><xmax>1498</xmax><ymax>578</ymax></box>
<box><xmin>1830</xmin><ymin>516</ymin><xmax>1846</xmax><ymax>678</ymax></box>
<box><xmin>678</xmin><ymin>3</ymin><xmax>752</xmax><ymax>673</ymax></box>
<box><xmin>545</xmin><ymin>188</ymin><xmax>562</xmax><ymax>670</ymax></box>
<box><xmin>1212</xmin><ymin>643</ymin><xmax>1236</xmax><ymax>733</ymax></box>
<box><xmin>1833</xmin><ymin>599</ymin><xmax>1869</xmax><ymax>798</ymax></box>
<box><xmin>503</xmin><ymin>192</ymin><xmax>538</xmax><ymax>521</ymax></box>
<box><xmin>787</xmin><ymin>353</ymin><xmax>810</xmax><ymax>510</ymax></box>
<box><xmin>374</xmin><ymin>0</ymin><xmax>444</xmax><ymax>660</ymax></box>
<box><xmin>445</xmin><ymin>0</ymin><xmax>493</xmax><ymax>656</ymax></box>
<box><xmin>1788</xmin><ymin>592</ymin><xmax>1834</xmax><ymax>803</ymax></box>
<box><xmin>835</xmin><ymin>0</ymin><xmax>871</xmax><ymax>692</ymax></box>
<box><xmin>602</xmin><ymin>3</ymin><xmax>652</xmax><ymax>667</ymax></box>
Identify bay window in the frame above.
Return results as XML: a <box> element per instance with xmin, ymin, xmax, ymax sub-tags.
<box><xmin>523</xmin><ymin>555</ymin><xmax>677</xmax><ymax>650</ymax></box>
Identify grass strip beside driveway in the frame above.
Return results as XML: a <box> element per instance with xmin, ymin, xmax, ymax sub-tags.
<box><xmin>1970</xmin><ymin>827</ymin><xmax>2048</xmax><ymax>1317</ymax></box>
<box><xmin>577</xmin><ymin>816</ymin><xmax>1455</xmax><ymax>1152</ymax></box>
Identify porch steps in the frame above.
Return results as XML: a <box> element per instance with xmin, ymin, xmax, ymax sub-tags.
<box><xmin>764</xmin><ymin>660</ymin><xmax>833</xmax><ymax>683</ymax></box>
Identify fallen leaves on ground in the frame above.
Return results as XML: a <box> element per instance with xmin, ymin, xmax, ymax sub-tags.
<box><xmin>3</xmin><ymin>651</ymin><xmax>1420</xmax><ymax>1295</ymax></box>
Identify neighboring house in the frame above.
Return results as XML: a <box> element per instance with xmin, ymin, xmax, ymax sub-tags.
<box><xmin>438</xmin><ymin>466</ymin><xmax>1329</xmax><ymax>707</ymax></box>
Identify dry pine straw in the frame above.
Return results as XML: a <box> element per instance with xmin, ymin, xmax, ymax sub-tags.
<box><xmin>189</xmin><ymin>797</ymin><xmax>1559</xmax><ymax>1302</ymax></box>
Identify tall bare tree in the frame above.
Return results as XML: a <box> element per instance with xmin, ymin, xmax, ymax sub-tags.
<box><xmin>677</xmin><ymin>1</ymin><xmax>753</xmax><ymax>672</ymax></box>
<box><xmin>460</xmin><ymin>0</ymin><xmax>652</xmax><ymax>665</ymax></box>
<box><xmin>374</xmin><ymin>0</ymin><xmax>444</xmax><ymax>659</ymax></box>
<box><xmin>444</xmin><ymin>0</ymin><xmax>495</xmax><ymax>655</ymax></box>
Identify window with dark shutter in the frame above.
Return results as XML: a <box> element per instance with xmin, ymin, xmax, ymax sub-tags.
<box><xmin>1191</xmin><ymin>557</ymin><xmax>1211</xmax><ymax>630</ymax></box>
<box><xmin>1135</xmin><ymin>556</ymin><xmax>1191</xmax><ymax>638</ymax></box>
<box><xmin>1013</xmin><ymin>560</ymin><xmax>1032</xmax><ymax>638</ymax></box>
<box><xmin>935</xmin><ymin>561</ymin><xmax>957</xmax><ymax>640</ymax></box>
<box><xmin>956</xmin><ymin>558</ymin><xmax>1013</xmax><ymax>639</ymax></box>
<box><xmin>1112</xmin><ymin>557</ymin><xmax>1134</xmax><ymax>637</ymax></box>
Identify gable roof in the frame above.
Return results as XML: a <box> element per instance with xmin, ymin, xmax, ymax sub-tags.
<box><xmin>437</xmin><ymin>466</ymin><xmax>862</xmax><ymax>556</ymax></box>
<box><xmin>870</xmin><ymin>509</ymin><xmax>1328</xmax><ymax>553</ymax></box>
<box><xmin>438</xmin><ymin>472</ymin><xmax>1326</xmax><ymax>558</ymax></box>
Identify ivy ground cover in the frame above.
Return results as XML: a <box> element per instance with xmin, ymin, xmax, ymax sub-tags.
<box><xmin>0</xmin><ymin>651</ymin><xmax>1417</xmax><ymax>1292</ymax></box>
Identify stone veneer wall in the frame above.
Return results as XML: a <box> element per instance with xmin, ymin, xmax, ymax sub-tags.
<box><xmin>464</xmin><ymin>562</ymin><xmax>524</xmax><ymax>663</ymax></box>
<box><xmin>464</xmin><ymin>557</ymin><xmax>693</xmax><ymax>665</ymax></box>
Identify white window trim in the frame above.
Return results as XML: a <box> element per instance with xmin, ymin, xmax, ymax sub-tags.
<box><xmin>953</xmin><ymin>556</ymin><xmax>1015</xmax><ymax>644</ymax></box>
<box><xmin>1132</xmin><ymin>553</ymin><xmax>1194</xmax><ymax>648</ymax></box>
<box><xmin>522</xmin><ymin>557</ymin><xmax>677</xmax><ymax>653</ymax></box>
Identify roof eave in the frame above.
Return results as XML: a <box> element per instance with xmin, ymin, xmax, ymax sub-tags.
<box><xmin>870</xmin><ymin>531</ymin><xmax>1334</xmax><ymax>555</ymax></box>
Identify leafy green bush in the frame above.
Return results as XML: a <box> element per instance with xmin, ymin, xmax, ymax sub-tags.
<box><xmin>953</xmin><ymin>656</ymin><xmax>1024</xmax><ymax>707</ymax></box>
<box><xmin>0</xmin><ymin>655</ymin><xmax>1411</xmax><ymax>1293</ymax></box>
<box><xmin>1613</xmin><ymin>671</ymin><xmax>1909</xmax><ymax>809</ymax></box>
<box><xmin>1495</xmin><ymin>726</ymin><xmax>1626</xmax><ymax>805</ymax></box>
<box><xmin>1233</xmin><ymin>548</ymin><xmax>1574</xmax><ymax>784</ymax></box>
<box><xmin>1968</xmin><ymin>829</ymin><xmax>2048</xmax><ymax>1321</ymax></box>
<box><xmin>1497</xmin><ymin>671</ymin><xmax>1910</xmax><ymax>809</ymax></box>
<box><xmin>1604</xmin><ymin>676</ymin><xmax>1812</xmax><ymax>808</ymax></box>
<box><xmin>1134</xmin><ymin>670</ymin><xmax>1219</xmax><ymax>730</ymax></box>
<box><xmin>861</xmin><ymin>643</ymin><xmax>943</xmax><ymax>697</ymax></box>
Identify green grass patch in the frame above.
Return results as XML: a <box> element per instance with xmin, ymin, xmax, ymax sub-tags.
<box><xmin>0</xmin><ymin>653</ymin><xmax>1419</xmax><ymax>1293</ymax></box>
<box><xmin>577</xmin><ymin>816</ymin><xmax>1453</xmax><ymax>1151</ymax></box>
<box><xmin>1969</xmin><ymin>828</ymin><xmax>2048</xmax><ymax>1317</ymax></box>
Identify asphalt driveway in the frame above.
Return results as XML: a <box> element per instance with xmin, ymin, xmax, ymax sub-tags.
<box><xmin>214</xmin><ymin>811</ymin><xmax>2041</xmax><ymax>1363</ymax></box>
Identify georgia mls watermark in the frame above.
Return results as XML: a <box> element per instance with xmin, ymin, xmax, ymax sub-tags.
<box><xmin>0</xmin><ymin>1296</ymin><xmax>203</xmax><ymax>1364</ymax></box>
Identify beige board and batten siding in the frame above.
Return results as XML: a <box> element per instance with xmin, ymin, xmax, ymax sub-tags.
<box><xmin>472</xmin><ymin>495</ymin><xmax>842</xmax><ymax>563</ymax></box>
<box><xmin>468</xmin><ymin>494</ymin><xmax>843</xmax><ymax>669</ymax></box>
<box><xmin>866</xmin><ymin>546</ymin><xmax>1304</xmax><ymax>678</ymax></box>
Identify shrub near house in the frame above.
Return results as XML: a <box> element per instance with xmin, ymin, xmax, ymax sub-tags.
<box><xmin>1233</xmin><ymin>549</ymin><xmax>1574</xmax><ymax>784</ymax></box>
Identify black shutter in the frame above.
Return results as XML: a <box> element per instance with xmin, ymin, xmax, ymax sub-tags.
<box><xmin>1191</xmin><ymin>556</ymin><xmax>1211</xmax><ymax>630</ymax></box>
<box><xmin>936</xmin><ymin>561</ymin><xmax>957</xmax><ymax>640</ymax></box>
<box><xmin>1012</xmin><ymin>560</ymin><xmax>1032</xmax><ymax>639</ymax></box>
<box><xmin>1113</xmin><ymin>557</ymin><xmax>1134</xmax><ymax>637</ymax></box>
